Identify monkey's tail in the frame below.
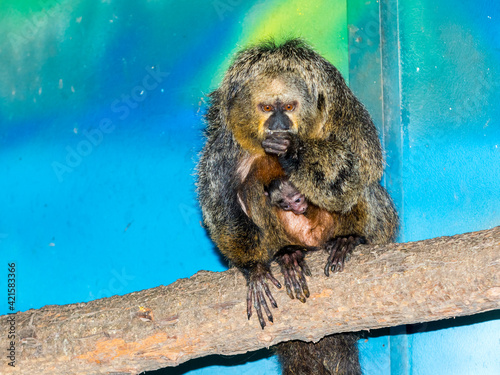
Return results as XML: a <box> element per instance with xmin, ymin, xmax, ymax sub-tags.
<box><xmin>275</xmin><ymin>333</ymin><xmax>361</xmax><ymax>375</ymax></box>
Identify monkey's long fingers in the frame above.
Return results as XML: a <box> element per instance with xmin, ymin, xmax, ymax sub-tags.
<box><xmin>301</xmin><ymin>259</ymin><xmax>312</xmax><ymax>277</ymax></box>
<box><xmin>325</xmin><ymin>235</ymin><xmax>365</xmax><ymax>275</ymax></box>
<box><xmin>333</xmin><ymin>236</ymin><xmax>360</xmax><ymax>272</ymax></box>
<box><xmin>324</xmin><ymin>239</ymin><xmax>343</xmax><ymax>277</ymax></box>
<box><xmin>262</xmin><ymin>138</ymin><xmax>288</xmax><ymax>149</ymax></box>
<box><xmin>292</xmin><ymin>254</ymin><xmax>310</xmax><ymax>299</ymax></box>
<box><xmin>332</xmin><ymin>237</ymin><xmax>349</xmax><ymax>272</ymax></box>
<box><xmin>298</xmin><ymin>247</ymin><xmax>313</xmax><ymax>276</ymax></box>
<box><xmin>335</xmin><ymin>239</ymin><xmax>357</xmax><ymax>272</ymax></box>
<box><xmin>265</xmin><ymin>272</ymin><xmax>282</xmax><ymax>290</ymax></box>
<box><xmin>295</xmin><ymin>265</ymin><xmax>310</xmax><ymax>298</ymax></box>
<box><xmin>258</xmin><ymin>286</ymin><xmax>274</xmax><ymax>323</ymax></box>
<box><xmin>247</xmin><ymin>287</ymin><xmax>254</xmax><ymax>320</ymax></box>
<box><xmin>290</xmin><ymin>267</ymin><xmax>307</xmax><ymax>303</ymax></box>
<box><xmin>262</xmin><ymin>281</ymin><xmax>278</xmax><ymax>309</ymax></box>
<box><xmin>282</xmin><ymin>267</ymin><xmax>295</xmax><ymax>300</ymax></box>
<box><xmin>333</xmin><ymin>247</ymin><xmax>348</xmax><ymax>272</ymax></box>
<box><xmin>254</xmin><ymin>287</ymin><xmax>273</xmax><ymax>329</ymax></box>
<box><xmin>253</xmin><ymin>294</ymin><xmax>266</xmax><ymax>329</ymax></box>
<box><xmin>279</xmin><ymin>254</ymin><xmax>299</xmax><ymax>300</ymax></box>
<box><xmin>281</xmin><ymin>256</ymin><xmax>306</xmax><ymax>302</ymax></box>
<box><xmin>262</xmin><ymin>138</ymin><xmax>290</xmax><ymax>155</ymax></box>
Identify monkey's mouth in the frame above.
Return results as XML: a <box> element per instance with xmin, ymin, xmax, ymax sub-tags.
<box><xmin>265</xmin><ymin>128</ymin><xmax>297</xmax><ymax>134</ymax></box>
<box><xmin>290</xmin><ymin>205</ymin><xmax>307</xmax><ymax>215</ymax></box>
<box><xmin>265</xmin><ymin>129</ymin><xmax>290</xmax><ymax>136</ymax></box>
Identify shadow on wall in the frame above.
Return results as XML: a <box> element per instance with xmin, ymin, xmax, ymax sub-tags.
<box><xmin>149</xmin><ymin>348</ymin><xmax>275</xmax><ymax>375</ymax></box>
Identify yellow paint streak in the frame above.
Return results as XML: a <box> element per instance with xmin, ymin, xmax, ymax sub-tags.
<box><xmin>239</xmin><ymin>0</ymin><xmax>347</xmax><ymax>75</ymax></box>
<box><xmin>204</xmin><ymin>0</ymin><xmax>348</xmax><ymax>91</ymax></box>
<box><xmin>77</xmin><ymin>332</ymin><xmax>199</xmax><ymax>364</ymax></box>
<box><xmin>312</xmin><ymin>289</ymin><xmax>333</xmax><ymax>298</ymax></box>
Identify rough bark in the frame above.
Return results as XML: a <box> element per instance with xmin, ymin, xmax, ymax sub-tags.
<box><xmin>1</xmin><ymin>227</ymin><xmax>499</xmax><ymax>374</ymax></box>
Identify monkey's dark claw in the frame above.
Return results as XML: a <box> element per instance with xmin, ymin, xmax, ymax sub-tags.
<box><xmin>266</xmin><ymin>271</ymin><xmax>282</xmax><ymax>290</ymax></box>
<box><xmin>324</xmin><ymin>235</ymin><xmax>365</xmax><ymax>276</ymax></box>
<box><xmin>302</xmin><ymin>262</ymin><xmax>312</xmax><ymax>277</ymax></box>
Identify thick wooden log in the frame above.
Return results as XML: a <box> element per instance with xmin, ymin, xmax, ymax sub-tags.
<box><xmin>1</xmin><ymin>227</ymin><xmax>499</xmax><ymax>374</ymax></box>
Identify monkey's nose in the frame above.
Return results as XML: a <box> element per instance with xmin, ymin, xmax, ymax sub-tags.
<box><xmin>267</xmin><ymin>111</ymin><xmax>292</xmax><ymax>131</ymax></box>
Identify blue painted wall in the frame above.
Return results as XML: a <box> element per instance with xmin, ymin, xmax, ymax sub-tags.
<box><xmin>0</xmin><ymin>0</ymin><xmax>498</xmax><ymax>374</ymax></box>
<box><xmin>385</xmin><ymin>2</ymin><xmax>500</xmax><ymax>374</ymax></box>
<box><xmin>350</xmin><ymin>1</ymin><xmax>500</xmax><ymax>374</ymax></box>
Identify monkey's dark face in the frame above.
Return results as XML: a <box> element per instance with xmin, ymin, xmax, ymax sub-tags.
<box><xmin>254</xmin><ymin>77</ymin><xmax>303</xmax><ymax>136</ymax></box>
<box><xmin>265</xmin><ymin>179</ymin><xmax>308</xmax><ymax>215</ymax></box>
<box><xmin>277</xmin><ymin>193</ymin><xmax>308</xmax><ymax>215</ymax></box>
<box><xmin>259</xmin><ymin>100</ymin><xmax>297</xmax><ymax>134</ymax></box>
<box><xmin>227</xmin><ymin>73</ymin><xmax>317</xmax><ymax>153</ymax></box>
<box><xmin>269</xmin><ymin>186</ymin><xmax>308</xmax><ymax>215</ymax></box>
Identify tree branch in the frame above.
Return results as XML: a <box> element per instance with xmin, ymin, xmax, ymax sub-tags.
<box><xmin>2</xmin><ymin>227</ymin><xmax>499</xmax><ymax>374</ymax></box>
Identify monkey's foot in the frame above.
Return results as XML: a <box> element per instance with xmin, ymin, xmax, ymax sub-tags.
<box><xmin>324</xmin><ymin>235</ymin><xmax>366</xmax><ymax>276</ymax></box>
<box><xmin>246</xmin><ymin>263</ymin><xmax>282</xmax><ymax>329</ymax></box>
<box><xmin>275</xmin><ymin>245</ymin><xmax>313</xmax><ymax>303</ymax></box>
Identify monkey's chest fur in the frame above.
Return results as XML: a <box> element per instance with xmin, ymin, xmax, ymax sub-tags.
<box><xmin>276</xmin><ymin>207</ymin><xmax>336</xmax><ymax>247</ymax></box>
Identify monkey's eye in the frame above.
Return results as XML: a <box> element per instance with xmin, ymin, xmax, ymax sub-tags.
<box><xmin>261</xmin><ymin>104</ymin><xmax>274</xmax><ymax>112</ymax></box>
<box><xmin>284</xmin><ymin>103</ymin><xmax>295</xmax><ymax>111</ymax></box>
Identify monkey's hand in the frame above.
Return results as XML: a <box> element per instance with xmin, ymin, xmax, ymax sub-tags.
<box><xmin>324</xmin><ymin>235</ymin><xmax>366</xmax><ymax>276</ymax></box>
<box><xmin>245</xmin><ymin>263</ymin><xmax>282</xmax><ymax>329</ymax></box>
<box><xmin>262</xmin><ymin>132</ymin><xmax>293</xmax><ymax>156</ymax></box>
<box><xmin>275</xmin><ymin>245</ymin><xmax>316</xmax><ymax>303</ymax></box>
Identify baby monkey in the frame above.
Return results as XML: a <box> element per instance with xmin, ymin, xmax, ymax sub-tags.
<box><xmin>266</xmin><ymin>177</ymin><xmax>365</xmax><ymax>278</ymax></box>
<box><xmin>265</xmin><ymin>178</ymin><xmax>308</xmax><ymax>215</ymax></box>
